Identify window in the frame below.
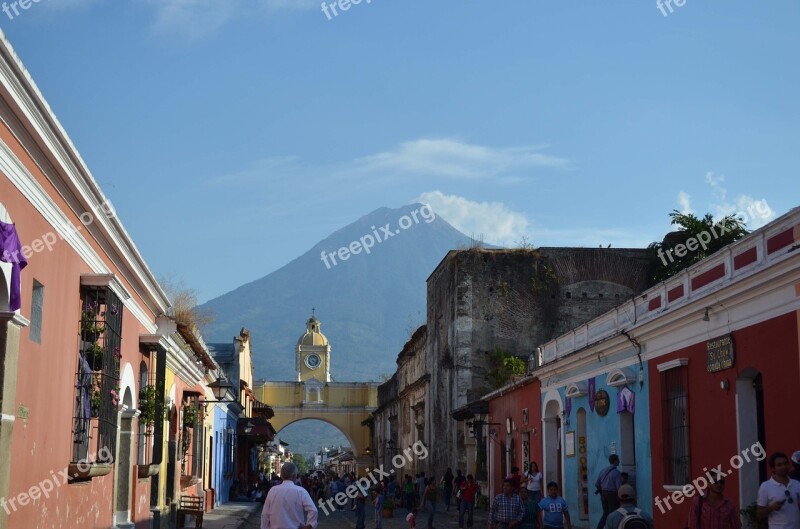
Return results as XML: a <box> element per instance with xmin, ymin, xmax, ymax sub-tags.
<box><xmin>29</xmin><ymin>280</ymin><xmax>44</xmax><ymax>343</ymax></box>
<box><xmin>662</xmin><ymin>365</ymin><xmax>690</xmax><ymax>484</ymax></box>
<box><xmin>72</xmin><ymin>285</ymin><xmax>122</xmax><ymax>464</ymax></box>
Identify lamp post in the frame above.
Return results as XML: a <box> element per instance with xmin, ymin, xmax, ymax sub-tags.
<box><xmin>205</xmin><ymin>375</ymin><xmax>236</xmax><ymax>403</ymax></box>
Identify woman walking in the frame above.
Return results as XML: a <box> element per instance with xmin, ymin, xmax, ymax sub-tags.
<box><xmin>523</xmin><ymin>461</ymin><xmax>544</xmax><ymax>503</ymax></box>
<box><xmin>442</xmin><ymin>468</ymin><xmax>454</xmax><ymax>512</ymax></box>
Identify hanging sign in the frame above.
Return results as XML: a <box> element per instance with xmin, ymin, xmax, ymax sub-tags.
<box><xmin>707</xmin><ymin>334</ymin><xmax>735</xmax><ymax>373</ymax></box>
<box><xmin>595</xmin><ymin>390</ymin><xmax>610</xmax><ymax>417</ymax></box>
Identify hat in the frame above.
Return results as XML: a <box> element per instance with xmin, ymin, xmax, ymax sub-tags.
<box><xmin>618</xmin><ymin>484</ymin><xmax>636</xmax><ymax>501</ymax></box>
<box><xmin>793</xmin><ymin>451</ymin><xmax>800</xmax><ymax>465</ymax></box>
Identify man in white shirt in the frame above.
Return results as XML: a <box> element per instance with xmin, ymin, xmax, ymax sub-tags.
<box><xmin>261</xmin><ymin>462</ymin><xmax>318</xmax><ymax>529</ymax></box>
<box><xmin>758</xmin><ymin>452</ymin><xmax>800</xmax><ymax>529</ymax></box>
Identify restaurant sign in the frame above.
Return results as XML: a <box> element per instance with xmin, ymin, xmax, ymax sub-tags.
<box><xmin>707</xmin><ymin>334</ymin><xmax>735</xmax><ymax>372</ymax></box>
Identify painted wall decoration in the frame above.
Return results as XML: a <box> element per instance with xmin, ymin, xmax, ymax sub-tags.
<box><xmin>594</xmin><ymin>389</ymin><xmax>610</xmax><ymax>416</ymax></box>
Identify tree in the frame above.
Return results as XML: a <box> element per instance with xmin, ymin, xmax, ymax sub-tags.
<box><xmin>293</xmin><ymin>453</ymin><xmax>309</xmax><ymax>474</ymax></box>
<box><xmin>487</xmin><ymin>348</ymin><xmax>526</xmax><ymax>389</ymax></box>
<box><xmin>647</xmin><ymin>210</ymin><xmax>748</xmax><ymax>282</ymax></box>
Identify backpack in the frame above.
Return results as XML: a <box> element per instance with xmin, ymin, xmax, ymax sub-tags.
<box><xmin>616</xmin><ymin>506</ymin><xmax>649</xmax><ymax>529</ymax></box>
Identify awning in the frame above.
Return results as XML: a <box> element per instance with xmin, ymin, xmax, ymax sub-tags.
<box><xmin>237</xmin><ymin>416</ymin><xmax>276</xmax><ymax>441</ymax></box>
<box><xmin>451</xmin><ymin>400</ymin><xmax>489</xmax><ymax>421</ymax></box>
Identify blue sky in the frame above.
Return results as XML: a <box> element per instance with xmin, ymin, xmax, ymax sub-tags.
<box><xmin>2</xmin><ymin>0</ymin><xmax>798</xmax><ymax>302</ymax></box>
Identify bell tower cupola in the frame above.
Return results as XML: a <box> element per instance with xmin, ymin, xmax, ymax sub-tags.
<box><xmin>296</xmin><ymin>310</ymin><xmax>331</xmax><ymax>382</ymax></box>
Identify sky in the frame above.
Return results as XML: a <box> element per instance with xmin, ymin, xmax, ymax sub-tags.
<box><xmin>2</xmin><ymin>0</ymin><xmax>798</xmax><ymax>303</ymax></box>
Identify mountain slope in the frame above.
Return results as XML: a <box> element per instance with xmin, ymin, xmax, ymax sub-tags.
<box><xmin>200</xmin><ymin>203</ymin><xmax>476</xmax><ymax>381</ymax></box>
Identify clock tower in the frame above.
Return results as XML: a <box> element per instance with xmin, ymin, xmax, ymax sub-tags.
<box><xmin>296</xmin><ymin>313</ymin><xmax>331</xmax><ymax>382</ymax></box>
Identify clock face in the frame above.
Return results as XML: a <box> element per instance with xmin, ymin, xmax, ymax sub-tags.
<box><xmin>305</xmin><ymin>354</ymin><xmax>321</xmax><ymax>369</ymax></box>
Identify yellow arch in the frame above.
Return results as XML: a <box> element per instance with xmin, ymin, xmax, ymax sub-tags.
<box><xmin>257</xmin><ymin>380</ymin><xmax>378</xmax><ymax>461</ymax></box>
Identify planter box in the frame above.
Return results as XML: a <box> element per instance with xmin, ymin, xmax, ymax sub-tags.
<box><xmin>67</xmin><ymin>462</ymin><xmax>113</xmax><ymax>479</ymax></box>
<box><xmin>137</xmin><ymin>464</ymin><xmax>160</xmax><ymax>478</ymax></box>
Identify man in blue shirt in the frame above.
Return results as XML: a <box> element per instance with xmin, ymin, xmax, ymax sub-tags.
<box><xmin>538</xmin><ymin>482</ymin><xmax>572</xmax><ymax>529</ymax></box>
<box><xmin>594</xmin><ymin>455</ymin><xmax>622</xmax><ymax>529</ymax></box>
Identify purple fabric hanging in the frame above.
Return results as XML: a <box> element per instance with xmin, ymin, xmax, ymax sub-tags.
<box><xmin>0</xmin><ymin>220</ymin><xmax>27</xmax><ymax>311</ymax></box>
<box><xmin>588</xmin><ymin>377</ymin><xmax>596</xmax><ymax>411</ymax></box>
<box><xmin>565</xmin><ymin>396</ymin><xmax>572</xmax><ymax>416</ymax></box>
<box><xmin>617</xmin><ymin>387</ymin><xmax>635</xmax><ymax>414</ymax></box>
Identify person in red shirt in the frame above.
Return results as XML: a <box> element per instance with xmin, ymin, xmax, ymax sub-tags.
<box><xmin>458</xmin><ymin>474</ymin><xmax>481</xmax><ymax>529</ymax></box>
<box><xmin>687</xmin><ymin>476</ymin><xmax>741</xmax><ymax>529</ymax></box>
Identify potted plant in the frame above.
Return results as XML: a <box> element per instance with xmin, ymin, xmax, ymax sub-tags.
<box><xmin>476</xmin><ymin>494</ymin><xmax>489</xmax><ymax>511</ymax></box>
<box><xmin>740</xmin><ymin>502</ymin><xmax>768</xmax><ymax>529</ymax></box>
<box><xmin>182</xmin><ymin>403</ymin><xmax>199</xmax><ymax>428</ymax></box>
<box><xmin>138</xmin><ymin>385</ymin><xmax>160</xmax><ymax>434</ymax></box>
<box><xmin>382</xmin><ymin>497</ymin><xmax>395</xmax><ymax>518</ymax></box>
<box><xmin>90</xmin><ymin>387</ymin><xmax>101</xmax><ymax>417</ymax></box>
<box><xmin>80</xmin><ymin>301</ymin><xmax>105</xmax><ymax>341</ymax></box>
<box><xmin>84</xmin><ymin>342</ymin><xmax>104</xmax><ymax>371</ymax></box>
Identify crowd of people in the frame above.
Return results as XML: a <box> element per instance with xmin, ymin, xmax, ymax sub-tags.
<box><xmin>260</xmin><ymin>449</ymin><xmax>800</xmax><ymax>529</ymax></box>
<box><xmin>487</xmin><ymin>449</ymin><xmax>800</xmax><ymax>529</ymax></box>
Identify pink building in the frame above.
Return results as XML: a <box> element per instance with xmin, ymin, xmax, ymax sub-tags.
<box><xmin>0</xmin><ymin>33</ymin><xmax>170</xmax><ymax>529</ymax></box>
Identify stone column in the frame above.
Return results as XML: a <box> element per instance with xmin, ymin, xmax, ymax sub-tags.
<box><xmin>0</xmin><ymin>311</ymin><xmax>27</xmax><ymax>529</ymax></box>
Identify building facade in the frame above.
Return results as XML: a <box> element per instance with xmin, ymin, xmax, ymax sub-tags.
<box><xmin>373</xmin><ymin>325</ymin><xmax>429</xmax><ymax>477</ymax></box>
<box><xmin>515</xmin><ymin>207</ymin><xmax>800</xmax><ymax>528</ymax></box>
<box><xmin>423</xmin><ymin>247</ymin><xmax>652</xmax><ymax>480</ymax></box>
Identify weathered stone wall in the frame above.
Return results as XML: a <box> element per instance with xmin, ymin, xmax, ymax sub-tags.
<box><xmin>422</xmin><ymin>247</ymin><xmax>651</xmax><ymax>479</ymax></box>
<box><xmin>373</xmin><ymin>325</ymin><xmax>429</xmax><ymax>475</ymax></box>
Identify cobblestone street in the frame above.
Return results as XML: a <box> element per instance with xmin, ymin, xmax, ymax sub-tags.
<box><xmin>233</xmin><ymin>502</ymin><xmax>490</xmax><ymax>529</ymax></box>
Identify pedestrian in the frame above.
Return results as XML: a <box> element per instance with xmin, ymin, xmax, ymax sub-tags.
<box><xmin>594</xmin><ymin>455</ymin><xmax>622</xmax><ymax>529</ymax></box>
<box><xmin>524</xmin><ymin>462</ymin><xmax>544</xmax><ymax>503</ymax></box>
<box><xmin>519</xmin><ymin>487</ymin><xmax>541</xmax><ymax>529</ymax></box>
<box><xmin>354</xmin><ymin>487</ymin><xmax>367</xmax><ymax>529</ymax></box>
<box><xmin>422</xmin><ymin>477</ymin><xmax>438</xmax><ymax>529</ymax></box>
<box><xmin>454</xmin><ymin>470</ymin><xmax>466</xmax><ymax>510</ymax></box>
<box><xmin>407</xmin><ymin>507</ymin><xmax>417</xmax><ymax>529</ymax></box>
<box><xmin>604</xmin><ymin>484</ymin><xmax>652</xmax><ymax>529</ymax></box>
<box><xmin>443</xmin><ymin>468</ymin><xmax>454</xmax><ymax>512</ymax></box>
<box><xmin>417</xmin><ymin>472</ymin><xmax>427</xmax><ymax>505</ymax></box>
<box><xmin>260</xmin><ymin>462</ymin><xmax>318</xmax><ymax>529</ymax></box>
<box><xmin>757</xmin><ymin>452</ymin><xmax>800</xmax><ymax>529</ymax></box>
<box><xmin>686</xmin><ymin>475</ymin><xmax>740</xmax><ymax>529</ymax></box>
<box><xmin>791</xmin><ymin>451</ymin><xmax>800</xmax><ymax>482</ymax></box>
<box><xmin>372</xmin><ymin>488</ymin><xmax>384</xmax><ymax>529</ymax></box>
<box><xmin>489</xmin><ymin>478</ymin><xmax>525</xmax><ymax>529</ymax></box>
<box><xmin>458</xmin><ymin>474</ymin><xmax>480</xmax><ymax>529</ymax></box>
<box><xmin>538</xmin><ymin>482</ymin><xmax>572</xmax><ymax>529</ymax></box>
<box><xmin>405</xmin><ymin>475</ymin><xmax>416</xmax><ymax>511</ymax></box>
<box><xmin>507</xmin><ymin>467</ymin><xmax>523</xmax><ymax>492</ymax></box>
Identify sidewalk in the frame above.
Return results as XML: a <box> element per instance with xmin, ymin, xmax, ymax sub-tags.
<box><xmin>200</xmin><ymin>501</ymin><xmax>261</xmax><ymax>529</ymax></box>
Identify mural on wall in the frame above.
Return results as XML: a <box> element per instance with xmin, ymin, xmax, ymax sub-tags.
<box><xmin>594</xmin><ymin>390</ymin><xmax>610</xmax><ymax>416</ymax></box>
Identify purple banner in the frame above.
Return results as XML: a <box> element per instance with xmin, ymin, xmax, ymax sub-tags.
<box><xmin>588</xmin><ymin>377</ymin><xmax>596</xmax><ymax>411</ymax></box>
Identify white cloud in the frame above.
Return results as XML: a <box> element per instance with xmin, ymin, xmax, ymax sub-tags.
<box><xmin>415</xmin><ymin>191</ymin><xmax>530</xmax><ymax>246</ymax></box>
<box><xmin>356</xmin><ymin>139</ymin><xmax>568</xmax><ymax>181</ymax></box>
<box><xmin>677</xmin><ymin>191</ymin><xmax>693</xmax><ymax>214</ymax></box>
<box><xmin>703</xmin><ymin>172</ymin><xmax>776</xmax><ymax>229</ymax></box>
